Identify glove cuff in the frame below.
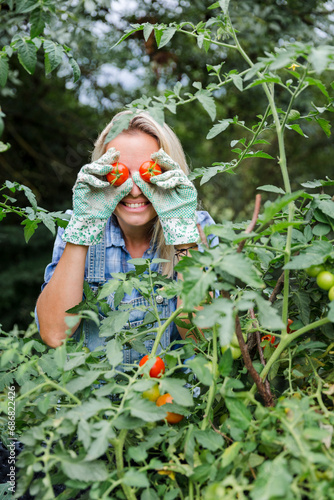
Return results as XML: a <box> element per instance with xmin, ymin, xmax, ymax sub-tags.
<box><xmin>160</xmin><ymin>218</ymin><xmax>199</xmax><ymax>246</ymax></box>
<box><xmin>62</xmin><ymin>216</ymin><xmax>108</xmax><ymax>246</ymax></box>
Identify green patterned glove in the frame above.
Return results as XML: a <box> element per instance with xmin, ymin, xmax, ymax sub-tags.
<box><xmin>62</xmin><ymin>148</ymin><xmax>133</xmax><ymax>245</ymax></box>
<box><xmin>132</xmin><ymin>149</ymin><xmax>199</xmax><ymax>245</ymax></box>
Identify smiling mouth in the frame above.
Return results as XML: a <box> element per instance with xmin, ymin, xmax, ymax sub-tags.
<box><xmin>122</xmin><ymin>201</ymin><xmax>150</xmax><ymax>208</ymax></box>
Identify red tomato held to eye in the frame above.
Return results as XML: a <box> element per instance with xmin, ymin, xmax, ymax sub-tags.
<box><xmin>106</xmin><ymin>162</ymin><xmax>129</xmax><ymax>186</ymax></box>
<box><xmin>139</xmin><ymin>160</ymin><xmax>162</xmax><ymax>183</ymax></box>
<box><xmin>156</xmin><ymin>393</ymin><xmax>184</xmax><ymax>424</ymax></box>
<box><xmin>139</xmin><ymin>355</ymin><xmax>165</xmax><ymax>378</ymax></box>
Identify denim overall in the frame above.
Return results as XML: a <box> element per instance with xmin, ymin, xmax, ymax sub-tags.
<box><xmin>73</xmin><ymin>238</ymin><xmax>177</xmax><ymax>364</ymax></box>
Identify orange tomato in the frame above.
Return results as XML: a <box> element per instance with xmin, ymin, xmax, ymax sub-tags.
<box><xmin>156</xmin><ymin>393</ymin><xmax>184</xmax><ymax>424</ymax></box>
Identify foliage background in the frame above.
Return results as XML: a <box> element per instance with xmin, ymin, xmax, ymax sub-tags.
<box><xmin>1</xmin><ymin>0</ymin><xmax>334</xmax><ymax>329</ymax></box>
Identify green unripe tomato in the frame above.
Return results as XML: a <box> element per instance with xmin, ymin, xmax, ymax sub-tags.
<box><xmin>328</xmin><ymin>286</ymin><xmax>334</xmax><ymax>302</ymax></box>
<box><xmin>316</xmin><ymin>271</ymin><xmax>334</xmax><ymax>291</ymax></box>
<box><xmin>305</xmin><ymin>265</ymin><xmax>325</xmax><ymax>277</ymax></box>
<box><xmin>221</xmin><ymin>345</ymin><xmax>242</xmax><ymax>359</ymax></box>
<box><xmin>142</xmin><ymin>383</ymin><xmax>160</xmax><ymax>402</ymax></box>
<box><xmin>82</xmin><ymin>346</ymin><xmax>90</xmax><ymax>353</ymax></box>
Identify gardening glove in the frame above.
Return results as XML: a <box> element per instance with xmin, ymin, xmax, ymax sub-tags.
<box><xmin>62</xmin><ymin>148</ymin><xmax>133</xmax><ymax>246</ymax></box>
<box><xmin>132</xmin><ymin>149</ymin><xmax>199</xmax><ymax>245</ymax></box>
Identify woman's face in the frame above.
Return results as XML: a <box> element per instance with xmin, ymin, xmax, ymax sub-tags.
<box><xmin>105</xmin><ymin>131</ymin><xmax>159</xmax><ymax>234</ymax></box>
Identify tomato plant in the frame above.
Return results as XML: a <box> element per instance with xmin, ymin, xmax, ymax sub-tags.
<box><xmin>139</xmin><ymin>160</ymin><xmax>162</xmax><ymax>183</ymax></box>
<box><xmin>156</xmin><ymin>393</ymin><xmax>184</xmax><ymax>424</ymax></box>
<box><xmin>139</xmin><ymin>354</ymin><xmax>165</xmax><ymax>378</ymax></box>
<box><xmin>106</xmin><ymin>162</ymin><xmax>129</xmax><ymax>186</ymax></box>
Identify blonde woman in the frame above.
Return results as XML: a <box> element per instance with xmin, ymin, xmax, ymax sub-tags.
<box><xmin>36</xmin><ymin>111</ymin><xmax>217</xmax><ymax>358</ymax></box>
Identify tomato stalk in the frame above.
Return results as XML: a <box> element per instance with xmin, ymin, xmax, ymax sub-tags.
<box><xmin>201</xmin><ymin>324</ymin><xmax>218</xmax><ymax>430</ymax></box>
<box><xmin>111</xmin><ymin>429</ymin><xmax>137</xmax><ymax>500</ymax></box>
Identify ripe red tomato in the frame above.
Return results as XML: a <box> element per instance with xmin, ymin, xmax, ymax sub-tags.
<box><xmin>139</xmin><ymin>355</ymin><xmax>165</xmax><ymax>378</ymax></box>
<box><xmin>261</xmin><ymin>334</ymin><xmax>277</xmax><ymax>349</ymax></box>
<box><xmin>142</xmin><ymin>383</ymin><xmax>160</xmax><ymax>402</ymax></box>
<box><xmin>156</xmin><ymin>393</ymin><xmax>184</xmax><ymax>424</ymax></box>
<box><xmin>106</xmin><ymin>162</ymin><xmax>129</xmax><ymax>186</ymax></box>
<box><xmin>316</xmin><ymin>271</ymin><xmax>334</xmax><ymax>291</ymax></box>
<box><xmin>287</xmin><ymin>319</ymin><xmax>295</xmax><ymax>334</ymax></box>
<box><xmin>139</xmin><ymin>160</ymin><xmax>162</xmax><ymax>183</ymax></box>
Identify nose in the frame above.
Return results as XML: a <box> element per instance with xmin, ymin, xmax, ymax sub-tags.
<box><xmin>129</xmin><ymin>179</ymin><xmax>142</xmax><ymax>197</ymax></box>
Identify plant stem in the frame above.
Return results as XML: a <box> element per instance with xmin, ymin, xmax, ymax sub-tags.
<box><xmin>249</xmin><ymin>317</ymin><xmax>330</xmax><ymax>397</ymax></box>
<box><xmin>112</xmin><ymin>429</ymin><xmax>137</xmax><ymax>500</ymax></box>
<box><xmin>201</xmin><ymin>324</ymin><xmax>218</xmax><ymax>430</ymax></box>
<box><xmin>151</xmin><ymin>306</ymin><xmax>183</xmax><ymax>357</ymax></box>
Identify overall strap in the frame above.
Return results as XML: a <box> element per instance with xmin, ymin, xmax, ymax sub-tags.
<box><xmin>86</xmin><ymin>236</ymin><xmax>106</xmax><ymax>284</ymax></box>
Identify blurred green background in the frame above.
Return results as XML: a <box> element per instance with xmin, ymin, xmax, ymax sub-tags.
<box><xmin>1</xmin><ymin>0</ymin><xmax>333</xmax><ymax>330</ymax></box>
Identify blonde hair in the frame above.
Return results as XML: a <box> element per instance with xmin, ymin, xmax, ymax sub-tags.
<box><xmin>92</xmin><ymin>110</ymin><xmax>190</xmax><ymax>277</ymax></box>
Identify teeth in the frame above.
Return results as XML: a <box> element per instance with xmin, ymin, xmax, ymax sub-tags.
<box><xmin>124</xmin><ymin>202</ymin><xmax>146</xmax><ymax>208</ymax></box>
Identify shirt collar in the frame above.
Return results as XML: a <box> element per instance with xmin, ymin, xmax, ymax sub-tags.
<box><xmin>104</xmin><ymin>216</ymin><xmax>157</xmax><ymax>254</ymax></box>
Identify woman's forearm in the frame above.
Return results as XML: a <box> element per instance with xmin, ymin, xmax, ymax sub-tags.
<box><xmin>36</xmin><ymin>243</ymin><xmax>88</xmax><ymax>348</ymax></box>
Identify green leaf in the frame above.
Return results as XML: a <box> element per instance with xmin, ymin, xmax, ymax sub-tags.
<box><xmin>308</xmin><ymin>45</ymin><xmax>334</xmax><ymax>74</ymax></box>
<box><xmin>250</xmin><ymin>457</ymin><xmax>293</xmax><ymax>500</ymax></box>
<box><xmin>221</xmin><ymin>442</ymin><xmax>242</xmax><ymax>468</ymax></box>
<box><xmin>66</xmin><ymin>370</ymin><xmax>103</xmax><ymax>394</ymax></box>
<box><xmin>257</xmin><ymin>184</ymin><xmax>285</xmax><ymax>194</ymax></box>
<box><xmin>29</xmin><ymin>8</ymin><xmax>46</xmax><ymax>38</ymax></box>
<box><xmin>143</xmin><ymin>23</ymin><xmax>154</xmax><ymax>41</ymax></box>
<box><xmin>61</xmin><ymin>459</ymin><xmax>108</xmax><ymax>481</ymax></box>
<box><xmin>186</xmin><ymin>355</ymin><xmax>214</xmax><ymax>386</ymax></box>
<box><xmin>43</xmin><ymin>40</ymin><xmax>64</xmax><ymax>75</ymax></box>
<box><xmin>292</xmin><ymin>291</ymin><xmax>310</xmax><ymax>325</ymax></box>
<box><xmin>111</xmin><ymin>25</ymin><xmax>144</xmax><ymax>49</ymax></box>
<box><xmin>181</xmin><ymin>267</ymin><xmax>216</xmax><ymax>311</ymax></box>
<box><xmin>123</xmin><ymin>470</ymin><xmax>149</xmax><ymax>488</ymax></box>
<box><xmin>14</xmin><ymin>36</ymin><xmax>38</xmax><ymax>74</ymax></box>
<box><xmin>97</xmin><ymin>279</ymin><xmax>121</xmax><ymax>301</ymax></box>
<box><xmin>105</xmin><ymin>112</ymin><xmax>133</xmax><ymax>142</ymax></box>
<box><xmin>22</xmin><ymin>218</ymin><xmax>38</xmax><ymax>242</ymax></box>
<box><xmin>284</xmin><ymin>241</ymin><xmax>334</xmax><ymax>269</ymax></box>
<box><xmin>85</xmin><ymin>420</ymin><xmax>116</xmax><ymax>460</ymax></box>
<box><xmin>286</xmin><ymin>123</ymin><xmax>308</xmax><ymax>137</ymax></box>
<box><xmin>99</xmin><ymin>310</ymin><xmax>130</xmax><ymax>336</ymax></box>
<box><xmin>106</xmin><ymin>338</ymin><xmax>123</xmax><ymax>367</ymax></box>
<box><xmin>328</xmin><ymin>301</ymin><xmax>334</xmax><ymax>322</ymax></box>
<box><xmin>219</xmin><ymin>0</ymin><xmax>230</xmax><ymax>14</ymax></box>
<box><xmin>243</xmin><ymin>151</ymin><xmax>275</xmax><ymax>160</ymax></box>
<box><xmin>155</xmin><ymin>26</ymin><xmax>176</xmax><ymax>48</ymax></box>
<box><xmin>130</xmin><ymin>396</ymin><xmax>167</xmax><ymax>422</ymax></box>
<box><xmin>196</xmin><ymin>91</ymin><xmax>216</xmax><ymax>121</ymax></box>
<box><xmin>206</xmin><ymin>119</ymin><xmax>232</xmax><ymax>139</ymax></box>
<box><xmin>230</xmin><ymin>73</ymin><xmax>243</xmax><ymax>91</ymax></box>
<box><xmin>69</xmin><ymin>56</ymin><xmax>81</xmax><ymax>82</ymax></box>
<box><xmin>259</xmin><ymin>191</ymin><xmax>303</xmax><ymax>225</ymax></box>
<box><xmin>306</xmin><ymin>77</ymin><xmax>329</xmax><ymax>98</ymax></box>
<box><xmin>16</xmin><ymin>0</ymin><xmax>39</xmax><ymax>13</ymax></box>
<box><xmin>218</xmin><ymin>253</ymin><xmax>264</xmax><ymax>288</ymax></box>
<box><xmin>160</xmin><ymin>378</ymin><xmax>194</xmax><ymax>406</ymax></box>
<box><xmin>194</xmin><ymin>429</ymin><xmax>224</xmax><ymax>451</ymax></box>
<box><xmin>0</xmin><ymin>57</ymin><xmax>9</xmax><ymax>87</ymax></box>
<box><xmin>225</xmin><ymin>398</ymin><xmax>252</xmax><ymax>431</ymax></box>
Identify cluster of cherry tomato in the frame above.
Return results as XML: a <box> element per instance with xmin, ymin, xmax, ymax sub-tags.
<box><xmin>306</xmin><ymin>265</ymin><xmax>334</xmax><ymax>301</ymax></box>
<box><xmin>106</xmin><ymin>160</ymin><xmax>162</xmax><ymax>186</ymax></box>
<box><xmin>139</xmin><ymin>355</ymin><xmax>184</xmax><ymax>424</ymax></box>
